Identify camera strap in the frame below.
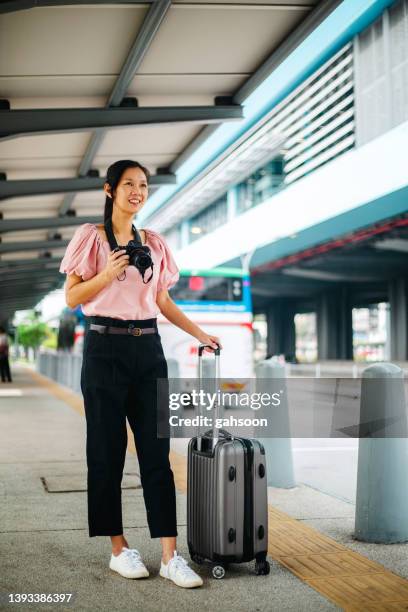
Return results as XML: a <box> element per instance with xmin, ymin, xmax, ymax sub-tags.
<box><xmin>104</xmin><ymin>216</ymin><xmax>143</xmax><ymax>250</ymax></box>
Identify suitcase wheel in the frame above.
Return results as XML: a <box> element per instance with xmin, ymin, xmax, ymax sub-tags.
<box><xmin>255</xmin><ymin>559</ymin><xmax>270</xmax><ymax>576</ymax></box>
<box><xmin>212</xmin><ymin>564</ymin><xmax>226</xmax><ymax>579</ymax></box>
<box><xmin>190</xmin><ymin>553</ymin><xmax>205</xmax><ymax>565</ymax></box>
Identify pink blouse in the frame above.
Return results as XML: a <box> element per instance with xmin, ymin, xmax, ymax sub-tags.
<box><xmin>59</xmin><ymin>223</ymin><xmax>180</xmax><ymax>320</ymax></box>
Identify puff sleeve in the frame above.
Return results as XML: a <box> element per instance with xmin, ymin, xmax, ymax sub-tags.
<box><xmin>59</xmin><ymin>223</ymin><xmax>99</xmax><ymax>281</ymax></box>
<box><xmin>156</xmin><ymin>233</ymin><xmax>180</xmax><ymax>292</ymax></box>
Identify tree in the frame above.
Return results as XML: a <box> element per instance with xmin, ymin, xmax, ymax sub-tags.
<box><xmin>17</xmin><ymin>312</ymin><xmax>49</xmax><ymax>360</ymax></box>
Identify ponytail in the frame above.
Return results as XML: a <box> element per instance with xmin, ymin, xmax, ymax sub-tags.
<box><xmin>104</xmin><ymin>194</ymin><xmax>113</xmax><ymax>223</ymax></box>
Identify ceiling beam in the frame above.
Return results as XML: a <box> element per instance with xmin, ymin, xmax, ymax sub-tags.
<box><xmin>0</xmin><ymin>288</ymin><xmax>58</xmax><ymax>299</ymax></box>
<box><xmin>0</xmin><ymin>105</ymin><xmax>243</xmax><ymax>141</ymax></box>
<box><xmin>281</xmin><ymin>267</ymin><xmax>378</xmax><ymax>283</ymax></box>
<box><xmin>0</xmin><ymin>239</ymin><xmax>69</xmax><ymax>254</ymax></box>
<box><xmin>0</xmin><ymin>291</ymin><xmax>53</xmax><ymax>302</ymax></box>
<box><xmin>0</xmin><ymin>269</ymin><xmax>60</xmax><ymax>280</ymax></box>
<box><xmin>0</xmin><ymin>286</ymin><xmax>59</xmax><ymax>296</ymax></box>
<box><xmin>0</xmin><ymin>272</ymin><xmax>60</xmax><ymax>282</ymax></box>
<box><xmin>0</xmin><ymin>290</ymin><xmax>58</xmax><ymax>299</ymax></box>
<box><xmin>0</xmin><ymin>280</ymin><xmax>62</xmax><ymax>292</ymax></box>
<box><xmin>0</xmin><ymin>270</ymin><xmax>61</xmax><ymax>282</ymax></box>
<box><xmin>0</xmin><ymin>280</ymin><xmax>60</xmax><ymax>291</ymax></box>
<box><xmin>58</xmin><ymin>0</ymin><xmax>172</xmax><ymax>215</ymax></box>
<box><xmin>308</xmin><ymin>248</ymin><xmax>408</xmax><ymax>268</ymax></box>
<box><xmin>0</xmin><ymin>257</ymin><xmax>61</xmax><ymax>270</ymax></box>
<box><xmin>0</xmin><ymin>1</ymin><xmax>150</xmax><ymax>14</ymax></box>
<box><xmin>308</xmin><ymin>259</ymin><xmax>408</xmax><ymax>277</ymax></box>
<box><xmin>0</xmin><ymin>216</ymin><xmax>101</xmax><ymax>232</ymax></box>
<box><xmin>0</xmin><ymin>173</ymin><xmax>177</xmax><ymax>201</ymax></box>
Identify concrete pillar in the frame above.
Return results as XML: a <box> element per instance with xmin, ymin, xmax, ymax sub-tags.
<box><xmin>266</xmin><ymin>299</ymin><xmax>296</xmax><ymax>360</ymax></box>
<box><xmin>317</xmin><ymin>287</ymin><xmax>353</xmax><ymax>360</ymax></box>
<box><xmin>355</xmin><ymin>363</ymin><xmax>408</xmax><ymax>543</ymax></box>
<box><xmin>389</xmin><ymin>277</ymin><xmax>408</xmax><ymax>361</ymax></box>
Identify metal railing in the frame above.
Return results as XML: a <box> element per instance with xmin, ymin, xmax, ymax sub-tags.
<box><xmin>37</xmin><ymin>349</ymin><xmax>83</xmax><ymax>394</ymax></box>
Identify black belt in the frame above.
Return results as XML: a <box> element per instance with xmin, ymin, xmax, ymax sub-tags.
<box><xmin>89</xmin><ymin>324</ymin><xmax>157</xmax><ymax>337</ymax></box>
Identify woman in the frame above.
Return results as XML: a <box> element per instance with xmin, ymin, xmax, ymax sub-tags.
<box><xmin>0</xmin><ymin>326</ymin><xmax>12</xmax><ymax>383</ymax></box>
<box><xmin>59</xmin><ymin>159</ymin><xmax>222</xmax><ymax>588</ymax></box>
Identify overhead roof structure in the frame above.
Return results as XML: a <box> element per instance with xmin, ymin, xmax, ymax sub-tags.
<box><xmin>0</xmin><ymin>0</ymin><xmax>342</xmax><ymax>325</ymax></box>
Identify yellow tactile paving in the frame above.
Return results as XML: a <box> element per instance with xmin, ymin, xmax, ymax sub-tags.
<box><xmin>268</xmin><ymin>520</ymin><xmax>345</xmax><ymax>556</ymax></box>
<box><xmin>308</xmin><ymin>573</ymin><xmax>408</xmax><ymax>609</ymax></box>
<box><xmin>346</xmin><ymin>603</ymin><xmax>408</xmax><ymax>611</ymax></box>
<box><xmin>278</xmin><ymin>551</ymin><xmax>384</xmax><ymax>579</ymax></box>
<box><xmin>28</xmin><ymin>366</ymin><xmax>408</xmax><ymax>611</ymax></box>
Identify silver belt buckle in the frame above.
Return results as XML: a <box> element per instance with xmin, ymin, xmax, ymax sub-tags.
<box><xmin>129</xmin><ymin>327</ymin><xmax>142</xmax><ymax>336</ymax></box>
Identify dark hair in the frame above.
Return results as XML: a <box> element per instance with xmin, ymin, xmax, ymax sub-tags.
<box><xmin>103</xmin><ymin>159</ymin><xmax>151</xmax><ymax>222</ymax></box>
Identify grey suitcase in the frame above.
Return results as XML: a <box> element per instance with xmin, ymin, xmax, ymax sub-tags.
<box><xmin>187</xmin><ymin>344</ymin><xmax>270</xmax><ymax>579</ymax></box>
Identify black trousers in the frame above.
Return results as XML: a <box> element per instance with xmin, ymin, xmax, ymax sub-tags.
<box><xmin>0</xmin><ymin>356</ymin><xmax>12</xmax><ymax>382</ymax></box>
<box><xmin>80</xmin><ymin>315</ymin><xmax>177</xmax><ymax>538</ymax></box>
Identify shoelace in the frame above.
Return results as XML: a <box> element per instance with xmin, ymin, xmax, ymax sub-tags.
<box><xmin>123</xmin><ymin>549</ymin><xmax>145</xmax><ymax>569</ymax></box>
<box><xmin>169</xmin><ymin>554</ymin><xmax>197</xmax><ymax>577</ymax></box>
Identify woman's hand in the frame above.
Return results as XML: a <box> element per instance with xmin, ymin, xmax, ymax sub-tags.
<box><xmin>197</xmin><ymin>332</ymin><xmax>223</xmax><ymax>354</ymax></box>
<box><xmin>103</xmin><ymin>249</ymin><xmax>130</xmax><ymax>283</ymax></box>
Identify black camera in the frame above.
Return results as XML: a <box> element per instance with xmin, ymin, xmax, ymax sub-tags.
<box><xmin>105</xmin><ymin>217</ymin><xmax>154</xmax><ymax>283</ymax></box>
<box><xmin>114</xmin><ymin>241</ymin><xmax>153</xmax><ymax>273</ymax></box>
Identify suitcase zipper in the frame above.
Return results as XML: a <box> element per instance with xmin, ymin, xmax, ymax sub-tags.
<box><xmin>235</xmin><ymin>437</ymin><xmax>254</xmax><ymax>561</ymax></box>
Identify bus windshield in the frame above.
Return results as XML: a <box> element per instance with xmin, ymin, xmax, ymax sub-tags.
<box><xmin>159</xmin><ymin>267</ymin><xmax>253</xmax><ymax>377</ymax></box>
<box><xmin>169</xmin><ymin>275</ymin><xmax>243</xmax><ymax>302</ymax></box>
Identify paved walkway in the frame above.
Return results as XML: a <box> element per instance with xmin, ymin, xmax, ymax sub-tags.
<box><xmin>1</xmin><ymin>364</ymin><xmax>407</xmax><ymax>611</ymax></box>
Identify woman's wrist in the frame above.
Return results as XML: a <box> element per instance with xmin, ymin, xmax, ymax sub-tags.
<box><xmin>195</xmin><ymin>329</ymin><xmax>209</xmax><ymax>344</ymax></box>
<box><xmin>100</xmin><ymin>268</ymin><xmax>114</xmax><ymax>285</ymax></box>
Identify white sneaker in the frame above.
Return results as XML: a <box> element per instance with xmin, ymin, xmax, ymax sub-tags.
<box><xmin>109</xmin><ymin>547</ymin><xmax>149</xmax><ymax>579</ymax></box>
<box><xmin>160</xmin><ymin>551</ymin><xmax>203</xmax><ymax>588</ymax></box>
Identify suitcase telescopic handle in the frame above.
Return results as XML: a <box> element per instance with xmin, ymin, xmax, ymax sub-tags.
<box><xmin>198</xmin><ymin>343</ymin><xmax>221</xmax><ymax>385</ymax></box>
<box><xmin>197</xmin><ymin>342</ymin><xmax>221</xmax><ymax>451</ymax></box>
<box><xmin>198</xmin><ymin>343</ymin><xmax>221</xmax><ymax>356</ymax></box>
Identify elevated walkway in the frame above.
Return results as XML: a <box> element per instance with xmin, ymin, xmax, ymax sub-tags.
<box><xmin>1</xmin><ymin>364</ymin><xmax>407</xmax><ymax>611</ymax></box>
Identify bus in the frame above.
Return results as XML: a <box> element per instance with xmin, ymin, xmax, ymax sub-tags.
<box><xmin>157</xmin><ymin>267</ymin><xmax>254</xmax><ymax>378</ymax></box>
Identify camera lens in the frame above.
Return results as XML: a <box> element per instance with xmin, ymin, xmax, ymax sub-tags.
<box><xmin>137</xmin><ymin>253</ymin><xmax>151</xmax><ymax>269</ymax></box>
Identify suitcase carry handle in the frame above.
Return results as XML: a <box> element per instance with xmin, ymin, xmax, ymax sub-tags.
<box><xmin>198</xmin><ymin>343</ymin><xmax>221</xmax><ymax>356</ymax></box>
<box><xmin>203</xmin><ymin>428</ymin><xmax>232</xmax><ymax>439</ymax></box>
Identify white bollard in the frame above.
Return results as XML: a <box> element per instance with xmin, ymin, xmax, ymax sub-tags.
<box><xmin>355</xmin><ymin>363</ymin><xmax>408</xmax><ymax>543</ymax></box>
<box><xmin>256</xmin><ymin>360</ymin><xmax>295</xmax><ymax>488</ymax></box>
